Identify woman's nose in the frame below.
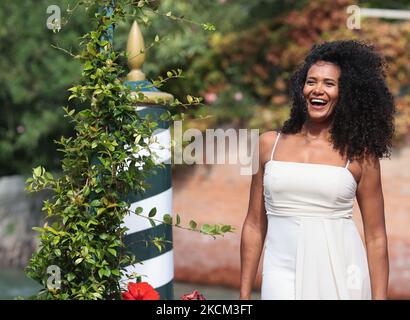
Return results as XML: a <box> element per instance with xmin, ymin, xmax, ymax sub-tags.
<box><xmin>313</xmin><ymin>83</ymin><xmax>324</xmax><ymax>94</ymax></box>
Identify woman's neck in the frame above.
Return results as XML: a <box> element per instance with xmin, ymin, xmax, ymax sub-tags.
<box><xmin>299</xmin><ymin>120</ymin><xmax>332</xmax><ymax>143</ymax></box>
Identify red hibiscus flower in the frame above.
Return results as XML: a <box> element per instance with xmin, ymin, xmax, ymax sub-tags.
<box><xmin>122</xmin><ymin>282</ymin><xmax>160</xmax><ymax>300</ymax></box>
<box><xmin>181</xmin><ymin>290</ymin><xmax>206</xmax><ymax>300</ymax></box>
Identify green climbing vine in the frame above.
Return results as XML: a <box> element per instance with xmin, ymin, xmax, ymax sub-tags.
<box><xmin>25</xmin><ymin>0</ymin><xmax>233</xmax><ymax>300</ymax></box>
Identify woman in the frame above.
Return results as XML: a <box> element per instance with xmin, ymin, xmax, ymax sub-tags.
<box><xmin>240</xmin><ymin>40</ymin><xmax>393</xmax><ymax>300</ymax></box>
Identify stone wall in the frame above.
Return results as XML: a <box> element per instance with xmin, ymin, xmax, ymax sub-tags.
<box><xmin>0</xmin><ymin>176</ymin><xmax>47</xmax><ymax>268</ymax></box>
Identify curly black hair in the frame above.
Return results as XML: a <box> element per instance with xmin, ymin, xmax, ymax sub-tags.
<box><xmin>281</xmin><ymin>40</ymin><xmax>396</xmax><ymax>161</ymax></box>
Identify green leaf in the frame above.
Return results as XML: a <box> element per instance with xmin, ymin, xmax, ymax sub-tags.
<box><xmin>99</xmin><ymin>233</ymin><xmax>108</xmax><ymax>240</ymax></box>
<box><xmin>201</xmin><ymin>23</ymin><xmax>216</xmax><ymax>31</ymax></box>
<box><xmin>153</xmin><ymin>240</ymin><xmax>163</xmax><ymax>253</ymax></box>
<box><xmin>53</xmin><ymin>236</ymin><xmax>60</xmax><ymax>245</ymax></box>
<box><xmin>84</xmin><ymin>61</ymin><xmax>93</xmax><ymax>71</ymax></box>
<box><xmin>148</xmin><ymin>207</ymin><xmax>157</xmax><ymax>217</ymax></box>
<box><xmin>200</xmin><ymin>224</ymin><xmax>211</xmax><ymax>233</ymax></box>
<box><xmin>90</xmin><ymin>199</ymin><xmax>101</xmax><ymax>207</ymax></box>
<box><xmin>107</xmin><ymin>248</ymin><xmax>117</xmax><ymax>257</ymax></box>
<box><xmin>97</xmin><ymin>208</ymin><xmax>106</xmax><ymax>215</ymax></box>
<box><xmin>83</xmin><ymin>186</ymin><xmax>90</xmax><ymax>196</ymax></box>
<box><xmin>67</xmin><ymin>273</ymin><xmax>75</xmax><ymax>282</ymax></box>
<box><xmin>189</xmin><ymin>220</ymin><xmax>197</xmax><ymax>230</ymax></box>
<box><xmin>93</xmin><ymin>292</ymin><xmax>103</xmax><ymax>299</ymax></box>
<box><xmin>135</xmin><ymin>207</ymin><xmax>143</xmax><ymax>215</ymax></box>
<box><xmin>45</xmin><ymin>172</ymin><xmax>54</xmax><ymax>180</ymax></box>
<box><xmin>98</xmin><ymin>40</ymin><xmax>109</xmax><ymax>47</ymax></box>
<box><xmin>134</xmin><ymin>134</ymin><xmax>141</xmax><ymax>144</ymax></box>
<box><xmin>111</xmin><ymin>269</ymin><xmax>120</xmax><ymax>276</ymax></box>
<box><xmin>46</xmin><ymin>226</ymin><xmax>62</xmax><ymax>236</ymax></box>
<box><xmin>74</xmin><ymin>258</ymin><xmax>83</xmax><ymax>265</ymax></box>
<box><xmin>163</xmin><ymin>214</ymin><xmax>172</xmax><ymax>224</ymax></box>
<box><xmin>33</xmin><ymin>166</ymin><xmax>43</xmax><ymax>177</ymax></box>
<box><xmin>176</xmin><ymin>214</ymin><xmax>181</xmax><ymax>226</ymax></box>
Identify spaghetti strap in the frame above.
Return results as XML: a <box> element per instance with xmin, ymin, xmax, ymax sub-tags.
<box><xmin>345</xmin><ymin>159</ymin><xmax>350</xmax><ymax>169</ymax></box>
<box><xmin>270</xmin><ymin>131</ymin><xmax>281</xmax><ymax>161</ymax></box>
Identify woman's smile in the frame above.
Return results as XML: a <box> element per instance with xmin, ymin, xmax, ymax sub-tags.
<box><xmin>303</xmin><ymin>60</ymin><xmax>341</xmax><ymax>119</ymax></box>
<box><xmin>309</xmin><ymin>98</ymin><xmax>329</xmax><ymax>111</ymax></box>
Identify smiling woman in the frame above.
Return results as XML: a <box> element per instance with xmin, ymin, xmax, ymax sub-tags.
<box><xmin>240</xmin><ymin>40</ymin><xmax>394</xmax><ymax>300</ymax></box>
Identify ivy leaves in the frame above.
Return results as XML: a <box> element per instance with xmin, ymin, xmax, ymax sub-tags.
<box><xmin>132</xmin><ymin>207</ymin><xmax>235</xmax><ymax>239</ymax></box>
<box><xmin>24</xmin><ymin>2</ymin><xmax>157</xmax><ymax>299</ymax></box>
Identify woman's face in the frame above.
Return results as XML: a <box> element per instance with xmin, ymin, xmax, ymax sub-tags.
<box><xmin>303</xmin><ymin>60</ymin><xmax>341</xmax><ymax>122</ymax></box>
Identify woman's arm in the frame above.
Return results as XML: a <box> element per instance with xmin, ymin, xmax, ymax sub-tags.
<box><xmin>356</xmin><ymin>154</ymin><xmax>389</xmax><ymax>300</ymax></box>
<box><xmin>239</xmin><ymin>131</ymin><xmax>274</xmax><ymax>299</ymax></box>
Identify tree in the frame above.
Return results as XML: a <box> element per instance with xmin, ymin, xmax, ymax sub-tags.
<box><xmin>0</xmin><ymin>0</ymin><xmax>89</xmax><ymax>175</ymax></box>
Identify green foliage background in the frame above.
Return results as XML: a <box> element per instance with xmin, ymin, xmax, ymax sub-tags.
<box><xmin>1</xmin><ymin>0</ymin><xmax>410</xmax><ymax>176</ymax></box>
<box><xmin>0</xmin><ymin>0</ymin><xmax>91</xmax><ymax>175</ymax></box>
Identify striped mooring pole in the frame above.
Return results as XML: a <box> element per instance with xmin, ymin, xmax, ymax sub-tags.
<box><xmin>121</xmin><ymin>21</ymin><xmax>174</xmax><ymax>300</ymax></box>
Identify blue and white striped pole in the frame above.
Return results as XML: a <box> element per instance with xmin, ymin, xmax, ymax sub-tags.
<box><xmin>97</xmin><ymin>3</ymin><xmax>173</xmax><ymax>299</ymax></box>
<box><xmin>121</xmin><ymin>21</ymin><xmax>174</xmax><ymax>300</ymax></box>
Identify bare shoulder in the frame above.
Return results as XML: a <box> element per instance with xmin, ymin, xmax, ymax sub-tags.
<box><xmin>258</xmin><ymin>130</ymin><xmax>279</xmax><ymax>164</ymax></box>
<box><xmin>259</xmin><ymin>130</ymin><xmax>278</xmax><ymax>148</ymax></box>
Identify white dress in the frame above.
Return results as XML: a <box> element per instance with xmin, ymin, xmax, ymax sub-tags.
<box><xmin>261</xmin><ymin>131</ymin><xmax>371</xmax><ymax>300</ymax></box>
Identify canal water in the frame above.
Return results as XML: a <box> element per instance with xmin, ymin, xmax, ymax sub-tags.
<box><xmin>0</xmin><ymin>268</ymin><xmax>260</xmax><ymax>300</ymax></box>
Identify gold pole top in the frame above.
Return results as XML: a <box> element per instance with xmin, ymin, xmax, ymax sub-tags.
<box><xmin>126</xmin><ymin>20</ymin><xmax>174</xmax><ymax>104</ymax></box>
<box><xmin>127</xmin><ymin>21</ymin><xmax>146</xmax><ymax>81</ymax></box>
